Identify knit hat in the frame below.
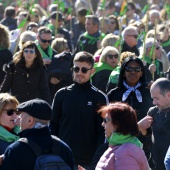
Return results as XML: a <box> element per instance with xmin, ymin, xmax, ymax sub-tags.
<box><xmin>16</xmin><ymin>99</ymin><xmax>52</xmax><ymax>120</ymax></box>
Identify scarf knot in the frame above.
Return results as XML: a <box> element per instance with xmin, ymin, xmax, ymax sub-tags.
<box><xmin>122</xmin><ymin>81</ymin><xmax>142</xmax><ymax>102</ymax></box>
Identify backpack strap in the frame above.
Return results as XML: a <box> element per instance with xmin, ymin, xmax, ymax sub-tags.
<box><xmin>19</xmin><ymin>138</ymin><xmax>44</xmax><ymax>157</ymax></box>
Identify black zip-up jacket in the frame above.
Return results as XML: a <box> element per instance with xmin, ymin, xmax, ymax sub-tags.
<box><xmin>147</xmin><ymin>106</ymin><xmax>170</xmax><ymax>170</ymax></box>
<box><xmin>50</xmin><ymin>81</ymin><xmax>108</xmax><ymax>165</ymax></box>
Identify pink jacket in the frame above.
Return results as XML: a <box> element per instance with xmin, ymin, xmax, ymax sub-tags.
<box><xmin>95</xmin><ymin>143</ymin><xmax>149</xmax><ymax>170</ymax></box>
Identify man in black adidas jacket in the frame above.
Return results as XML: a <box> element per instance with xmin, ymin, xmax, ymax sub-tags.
<box><xmin>50</xmin><ymin>51</ymin><xmax>108</xmax><ymax>169</ymax></box>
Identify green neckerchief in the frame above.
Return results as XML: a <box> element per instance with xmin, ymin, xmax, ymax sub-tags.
<box><xmin>161</xmin><ymin>39</ymin><xmax>170</xmax><ymax>47</ymax></box>
<box><xmin>108</xmin><ymin>66</ymin><xmax>121</xmax><ymax>84</ymax></box>
<box><xmin>93</xmin><ymin>62</ymin><xmax>117</xmax><ymax>75</ymax></box>
<box><xmin>0</xmin><ymin>125</ymin><xmax>20</xmax><ymax>142</ymax></box>
<box><xmin>80</xmin><ymin>32</ymin><xmax>105</xmax><ymax>51</ymax></box>
<box><xmin>35</xmin><ymin>40</ymin><xmax>53</xmax><ymax>59</ymax></box>
<box><xmin>107</xmin><ymin>132</ymin><xmax>142</xmax><ymax>148</ymax></box>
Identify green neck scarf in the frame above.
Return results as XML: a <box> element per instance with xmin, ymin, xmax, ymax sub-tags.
<box><xmin>0</xmin><ymin>47</ymin><xmax>4</xmax><ymax>50</ymax></box>
<box><xmin>144</xmin><ymin>56</ymin><xmax>160</xmax><ymax>75</ymax></box>
<box><xmin>161</xmin><ymin>39</ymin><xmax>170</xmax><ymax>47</ymax></box>
<box><xmin>36</xmin><ymin>40</ymin><xmax>53</xmax><ymax>59</ymax></box>
<box><xmin>80</xmin><ymin>32</ymin><xmax>105</xmax><ymax>51</ymax></box>
<box><xmin>93</xmin><ymin>62</ymin><xmax>118</xmax><ymax>75</ymax></box>
<box><xmin>107</xmin><ymin>132</ymin><xmax>142</xmax><ymax>148</ymax></box>
<box><xmin>0</xmin><ymin>125</ymin><xmax>20</xmax><ymax>142</ymax></box>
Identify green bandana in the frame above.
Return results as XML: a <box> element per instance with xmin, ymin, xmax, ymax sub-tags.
<box><xmin>108</xmin><ymin>67</ymin><xmax>121</xmax><ymax>84</ymax></box>
<box><xmin>0</xmin><ymin>125</ymin><xmax>20</xmax><ymax>142</ymax></box>
<box><xmin>36</xmin><ymin>40</ymin><xmax>53</xmax><ymax>59</ymax></box>
<box><xmin>143</xmin><ymin>56</ymin><xmax>160</xmax><ymax>75</ymax></box>
<box><xmin>161</xmin><ymin>39</ymin><xmax>170</xmax><ymax>47</ymax></box>
<box><xmin>79</xmin><ymin>32</ymin><xmax>105</xmax><ymax>51</ymax></box>
<box><xmin>0</xmin><ymin>47</ymin><xmax>5</xmax><ymax>50</ymax></box>
<box><xmin>107</xmin><ymin>132</ymin><xmax>142</xmax><ymax>148</ymax></box>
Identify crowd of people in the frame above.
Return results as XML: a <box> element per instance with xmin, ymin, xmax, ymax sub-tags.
<box><xmin>0</xmin><ymin>0</ymin><xmax>170</xmax><ymax>169</ymax></box>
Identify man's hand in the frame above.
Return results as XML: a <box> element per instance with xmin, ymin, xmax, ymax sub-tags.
<box><xmin>149</xmin><ymin>64</ymin><xmax>156</xmax><ymax>74</ymax></box>
<box><xmin>138</xmin><ymin>116</ymin><xmax>153</xmax><ymax>135</ymax></box>
<box><xmin>50</xmin><ymin>77</ymin><xmax>60</xmax><ymax>85</ymax></box>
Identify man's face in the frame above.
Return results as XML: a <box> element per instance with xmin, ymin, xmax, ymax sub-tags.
<box><xmin>19</xmin><ymin>112</ymin><xmax>32</xmax><ymax>131</ymax></box>
<box><xmin>72</xmin><ymin>61</ymin><xmax>94</xmax><ymax>84</ymax></box>
<box><xmin>85</xmin><ymin>18</ymin><xmax>98</xmax><ymax>34</ymax></box>
<box><xmin>150</xmin><ymin>13</ymin><xmax>160</xmax><ymax>25</ymax></box>
<box><xmin>37</xmin><ymin>33</ymin><xmax>52</xmax><ymax>50</ymax></box>
<box><xmin>124</xmin><ymin>29</ymin><xmax>138</xmax><ymax>47</ymax></box>
<box><xmin>151</xmin><ymin>87</ymin><xmax>170</xmax><ymax>110</ymax></box>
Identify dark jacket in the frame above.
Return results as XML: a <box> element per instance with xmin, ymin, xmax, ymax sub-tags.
<box><xmin>0</xmin><ymin>126</ymin><xmax>74</xmax><ymax>170</ymax></box>
<box><xmin>147</xmin><ymin>106</ymin><xmax>170</xmax><ymax>170</ymax></box>
<box><xmin>50</xmin><ymin>81</ymin><xmax>108</xmax><ymax>165</ymax></box>
<box><xmin>74</xmin><ymin>31</ymin><xmax>105</xmax><ymax>55</ymax></box>
<box><xmin>0</xmin><ymin>62</ymin><xmax>51</xmax><ymax>104</ymax></box>
<box><xmin>0</xmin><ymin>49</ymin><xmax>13</xmax><ymax>85</ymax></box>
<box><xmin>121</xmin><ymin>41</ymin><xmax>140</xmax><ymax>56</ymax></box>
<box><xmin>0</xmin><ymin>17</ymin><xmax>17</xmax><ymax>31</ymax></box>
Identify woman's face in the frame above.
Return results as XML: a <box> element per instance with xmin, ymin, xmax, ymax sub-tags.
<box><xmin>109</xmin><ymin>18</ymin><xmax>117</xmax><ymax>32</ymax></box>
<box><xmin>0</xmin><ymin>102</ymin><xmax>18</xmax><ymax>129</ymax></box>
<box><xmin>102</xmin><ymin>113</ymin><xmax>115</xmax><ymax>138</ymax></box>
<box><xmin>105</xmin><ymin>50</ymin><xmax>119</xmax><ymax>68</ymax></box>
<box><xmin>124</xmin><ymin>61</ymin><xmax>143</xmax><ymax>86</ymax></box>
<box><xmin>23</xmin><ymin>48</ymin><xmax>36</xmax><ymax>66</ymax></box>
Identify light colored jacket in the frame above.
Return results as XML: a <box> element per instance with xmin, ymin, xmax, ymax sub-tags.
<box><xmin>96</xmin><ymin>143</ymin><xmax>149</xmax><ymax>170</ymax></box>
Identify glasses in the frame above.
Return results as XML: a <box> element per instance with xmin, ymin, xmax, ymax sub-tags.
<box><xmin>24</xmin><ymin>49</ymin><xmax>35</xmax><ymax>54</ymax></box>
<box><xmin>72</xmin><ymin>66</ymin><xmax>92</xmax><ymax>74</ymax></box>
<box><xmin>155</xmin><ymin>46</ymin><xmax>160</xmax><ymax>50</ymax></box>
<box><xmin>2</xmin><ymin>109</ymin><xmax>17</xmax><ymax>116</ymax></box>
<box><xmin>39</xmin><ymin>36</ymin><xmax>52</xmax><ymax>43</ymax></box>
<box><xmin>125</xmin><ymin>67</ymin><xmax>142</xmax><ymax>72</ymax></box>
<box><xmin>107</xmin><ymin>54</ymin><xmax>119</xmax><ymax>59</ymax></box>
<box><xmin>103</xmin><ymin>118</ymin><xmax>111</xmax><ymax>123</ymax></box>
<box><xmin>127</xmin><ymin>35</ymin><xmax>138</xmax><ymax>39</ymax></box>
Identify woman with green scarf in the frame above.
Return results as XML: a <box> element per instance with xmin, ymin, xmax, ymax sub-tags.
<box><xmin>95</xmin><ymin>102</ymin><xmax>149</xmax><ymax>170</ymax></box>
<box><xmin>0</xmin><ymin>93</ymin><xmax>20</xmax><ymax>155</ymax></box>
<box><xmin>91</xmin><ymin>46</ymin><xmax>120</xmax><ymax>93</ymax></box>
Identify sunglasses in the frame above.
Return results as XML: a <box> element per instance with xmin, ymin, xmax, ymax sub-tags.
<box><xmin>72</xmin><ymin>66</ymin><xmax>92</xmax><ymax>74</ymax></box>
<box><xmin>2</xmin><ymin>109</ymin><xmax>18</xmax><ymax>116</ymax></box>
<box><xmin>125</xmin><ymin>67</ymin><xmax>142</xmax><ymax>72</ymax></box>
<box><xmin>24</xmin><ymin>49</ymin><xmax>35</xmax><ymax>54</ymax></box>
<box><xmin>103</xmin><ymin>118</ymin><xmax>111</xmax><ymax>123</ymax></box>
<box><xmin>127</xmin><ymin>35</ymin><xmax>138</xmax><ymax>39</ymax></box>
<box><xmin>155</xmin><ymin>46</ymin><xmax>160</xmax><ymax>50</ymax></box>
<box><xmin>107</xmin><ymin>54</ymin><xmax>119</xmax><ymax>59</ymax></box>
<box><xmin>39</xmin><ymin>36</ymin><xmax>52</xmax><ymax>43</ymax></box>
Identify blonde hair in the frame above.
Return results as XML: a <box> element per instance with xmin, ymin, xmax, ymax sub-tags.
<box><xmin>99</xmin><ymin>46</ymin><xmax>119</xmax><ymax>63</ymax></box>
<box><xmin>51</xmin><ymin>38</ymin><xmax>68</xmax><ymax>53</ymax></box>
<box><xmin>119</xmin><ymin>52</ymin><xmax>136</xmax><ymax>65</ymax></box>
<box><xmin>0</xmin><ymin>93</ymin><xmax>19</xmax><ymax>115</ymax></box>
<box><xmin>101</xmin><ymin>33</ymin><xmax>120</xmax><ymax>48</ymax></box>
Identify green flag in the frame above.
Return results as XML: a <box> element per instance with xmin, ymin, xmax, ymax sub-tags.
<box><xmin>18</xmin><ymin>18</ymin><xmax>27</xmax><ymax>29</ymax></box>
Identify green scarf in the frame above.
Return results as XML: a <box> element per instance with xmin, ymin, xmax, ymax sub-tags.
<box><xmin>0</xmin><ymin>47</ymin><xmax>5</xmax><ymax>50</ymax></box>
<box><xmin>0</xmin><ymin>125</ymin><xmax>20</xmax><ymax>142</ymax></box>
<box><xmin>93</xmin><ymin>62</ymin><xmax>117</xmax><ymax>75</ymax></box>
<box><xmin>108</xmin><ymin>67</ymin><xmax>121</xmax><ymax>84</ymax></box>
<box><xmin>107</xmin><ymin>132</ymin><xmax>142</xmax><ymax>148</ymax></box>
<box><xmin>80</xmin><ymin>32</ymin><xmax>105</xmax><ymax>51</ymax></box>
<box><xmin>36</xmin><ymin>40</ymin><xmax>53</xmax><ymax>59</ymax></box>
<box><xmin>161</xmin><ymin>39</ymin><xmax>170</xmax><ymax>47</ymax></box>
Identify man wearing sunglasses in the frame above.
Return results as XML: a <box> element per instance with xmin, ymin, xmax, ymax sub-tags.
<box><xmin>37</xmin><ymin>26</ymin><xmax>57</xmax><ymax>65</ymax></box>
<box><xmin>121</xmin><ymin>25</ymin><xmax>140</xmax><ymax>56</ymax></box>
<box><xmin>50</xmin><ymin>51</ymin><xmax>108</xmax><ymax>169</ymax></box>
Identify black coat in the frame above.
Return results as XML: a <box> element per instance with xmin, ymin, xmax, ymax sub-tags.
<box><xmin>0</xmin><ymin>62</ymin><xmax>51</xmax><ymax>104</ymax></box>
<box><xmin>0</xmin><ymin>126</ymin><xmax>74</xmax><ymax>170</ymax></box>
